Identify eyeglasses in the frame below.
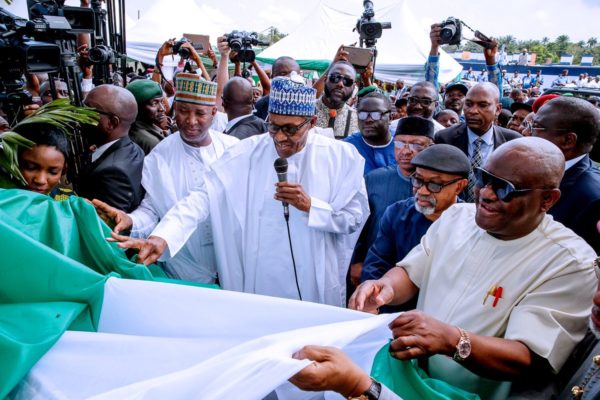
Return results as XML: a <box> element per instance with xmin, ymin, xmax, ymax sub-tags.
<box><xmin>268</xmin><ymin>118</ymin><xmax>311</xmax><ymax>137</ymax></box>
<box><xmin>410</xmin><ymin>174</ymin><xmax>463</xmax><ymax>193</ymax></box>
<box><xmin>394</xmin><ymin>140</ymin><xmax>426</xmax><ymax>151</ymax></box>
<box><xmin>407</xmin><ymin>96</ymin><xmax>437</xmax><ymax>107</ymax></box>
<box><xmin>357</xmin><ymin>110</ymin><xmax>390</xmax><ymax>121</ymax></box>
<box><xmin>525</xmin><ymin>121</ymin><xmax>572</xmax><ymax>135</ymax></box>
<box><xmin>474</xmin><ymin>167</ymin><xmax>535</xmax><ymax>202</ymax></box>
<box><xmin>327</xmin><ymin>73</ymin><xmax>354</xmax><ymax>87</ymax></box>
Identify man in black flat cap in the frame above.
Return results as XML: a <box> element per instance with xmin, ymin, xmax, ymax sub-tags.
<box><xmin>507</xmin><ymin>102</ymin><xmax>532</xmax><ymax>134</ymax></box>
<box><xmin>349</xmin><ymin>116</ymin><xmax>435</xmax><ymax>287</ymax></box>
<box><xmin>360</xmin><ymin>144</ymin><xmax>469</xmax><ymax>285</ymax></box>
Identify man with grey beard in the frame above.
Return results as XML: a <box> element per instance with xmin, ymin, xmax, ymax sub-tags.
<box><xmin>360</xmin><ymin>144</ymin><xmax>469</xmax><ymax>286</ymax></box>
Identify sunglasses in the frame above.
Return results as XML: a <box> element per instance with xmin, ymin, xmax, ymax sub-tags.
<box><xmin>328</xmin><ymin>73</ymin><xmax>354</xmax><ymax>87</ymax></box>
<box><xmin>268</xmin><ymin>118</ymin><xmax>311</xmax><ymax>137</ymax></box>
<box><xmin>357</xmin><ymin>110</ymin><xmax>390</xmax><ymax>121</ymax></box>
<box><xmin>410</xmin><ymin>175</ymin><xmax>463</xmax><ymax>193</ymax></box>
<box><xmin>474</xmin><ymin>167</ymin><xmax>534</xmax><ymax>202</ymax></box>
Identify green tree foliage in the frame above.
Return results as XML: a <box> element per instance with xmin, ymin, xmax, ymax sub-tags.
<box><xmin>444</xmin><ymin>34</ymin><xmax>600</xmax><ymax>65</ymax></box>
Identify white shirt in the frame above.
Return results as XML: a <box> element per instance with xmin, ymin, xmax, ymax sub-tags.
<box><xmin>210</xmin><ymin>111</ymin><xmax>228</xmax><ymax>132</ymax></box>
<box><xmin>467</xmin><ymin>126</ymin><xmax>494</xmax><ymax>164</ymax></box>
<box><xmin>151</xmin><ymin>130</ymin><xmax>369</xmax><ymax>306</ymax></box>
<box><xmin>129</xmin><ymin>130</ymin><xmax>239</xmax><ymax>283</ymax></box>
<box><xmin>91</xmin><ymin>139</ymin><xmax>119</xmax><ymax>163</ymax></box>
<box><xmin>565</xmin><ymin>154</ymin><xmax>587</xmax><ymax>170</ymax></box>
<box><xmin>400</xmin><ymin>204</ymin><xmax>597</xmax><ymax>399</ymax></box>
<box><xmin>225</xmin><ymin>113</ymin><xmax>254</xmax><ymax>133</ymax></box>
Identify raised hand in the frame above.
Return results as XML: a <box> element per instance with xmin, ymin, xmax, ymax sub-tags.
<box><xmin>348</xmin><ymin>279</ymin><xmax>395</xmax><ymax>314</ymax></box>
<box><xmin>289</xmin><ymin>345</ymin><xmax>372</xmax><ymax>398</ymax></box>
<box><xmin>92</xmin><ymin>198</ymin><xmax>133</xmax><ymax>233</ymax></box>
<box><xmin>108</xmin><ymin>232</ymin><xmax>167</xmax><ymax>266</ymax></box>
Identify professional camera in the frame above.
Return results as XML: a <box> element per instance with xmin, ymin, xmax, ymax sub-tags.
<box><xmin>172</xmin><ymin>37</ymin><xmax>193</xmax><ymax>59</ymax></box>
<box><xmin>88</xmin><ymin>44</ymin><xmax>115</xmax><ymax>64</ymax></box>
<box><xmin>439</xmin><ymin>17</ymin><xmax>462</xmax><ymax>46</ymax></box>
<box><xmin>224</xmin><ymin>30</ymin><xmax>267</xmax><ymax>63</ymax></box>
<box><xmin>355</xmin><ymin>0</ymin><xmax>391</xmax><ymax>48</ymax></box>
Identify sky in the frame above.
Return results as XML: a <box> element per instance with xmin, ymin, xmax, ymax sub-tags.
<box><xmin>4</xmin><ymin>0</ymin><xmax>600</xmax><ymax>43</ymax></box>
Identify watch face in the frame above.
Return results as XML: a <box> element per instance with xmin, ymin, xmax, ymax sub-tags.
<box><xmin>458</xmin><ymin>340</ymin><xmax>471</xmax><ymax>359</ymax></box>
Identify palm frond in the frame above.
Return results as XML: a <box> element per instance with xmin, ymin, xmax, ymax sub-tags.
<box><xmin>0</xmin><ymin>99</ymin><xmax>100</xmax><ymax>187</ymax></box>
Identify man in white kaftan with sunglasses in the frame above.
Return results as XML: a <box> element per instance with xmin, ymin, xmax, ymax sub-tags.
<box><xmin>348</xmin><ymin>137</ymin><xmax>597</xmax><ymax>399</ymax></box>
<box><xmin>114</xmin><ymin>74</ymin><xmax>369</xmax><ymax>307</ymax></box>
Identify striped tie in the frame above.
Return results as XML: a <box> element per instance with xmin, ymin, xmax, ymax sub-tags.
<box><xmin>466</xmin><ymin>138</ymin><xmax>484</xmax><ymax>202</ymax></box>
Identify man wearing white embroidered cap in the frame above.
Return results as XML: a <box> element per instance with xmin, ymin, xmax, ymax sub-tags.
<box><xmin>113</xmin><ymin>73</ymin><xmax>369</xmax><ymax>307</ymax></box>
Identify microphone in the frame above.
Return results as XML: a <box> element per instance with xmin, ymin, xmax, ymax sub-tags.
<box><xmin>274</xmin><ymin>157</ymin><xmax>289</xmax><ymax>220</ymax></box>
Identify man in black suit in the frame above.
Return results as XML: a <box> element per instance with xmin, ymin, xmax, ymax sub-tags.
<box><xmin>435</xmin><ymin>82</ymin><xmax>521</xmax><ymax>201</ymax></box>
<box><xmin>533</xmin><ymin>96</ymin><xmax>600</xmax><ymax>253</ymax></box>
<box><xmin>222</xmin><ymin>77</ymin><xmax>267</xmax><ymax>140</ymax></box>
<box><xmin>77</xmin><ymin>85</ymin><xmax>144</xmax><ymax>213</ymax></box>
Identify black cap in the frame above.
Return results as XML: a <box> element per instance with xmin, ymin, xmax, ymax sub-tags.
<box><xmin>411</xmin><ymin>144</ymin><xmax>471</xmax><ymax>178</ymax></box>
<box><xmin>510</xmin><ymin>102</ymin><xmax>533</xmax><ymax>113</ymax></box>
<box><xmin>395</xmin><ymin>116</ymin><xmax>435</xmax><ymax>139</ymax></box>
<box><xmin>445</xmin><ymin>81</ymin><xmax>469</xmax><ymax>96</ymax></box>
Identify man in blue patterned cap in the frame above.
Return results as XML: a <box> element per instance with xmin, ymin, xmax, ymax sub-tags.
<box><xmin>114</xmin><ymin>74</ymin><xmax>369</xmax><ymax>307</ymax></box>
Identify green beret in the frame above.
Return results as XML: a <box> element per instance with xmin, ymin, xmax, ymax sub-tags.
<box><xmin>125</xmin><ymin>79</ymin><xmax>163</xmax><ymax>105</ymax></box>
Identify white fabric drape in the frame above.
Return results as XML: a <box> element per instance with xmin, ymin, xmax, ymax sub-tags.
<box><xmin>14</xmin><ymin>277</ymin><xmax>397</xmax><ymax>400</ymax></box>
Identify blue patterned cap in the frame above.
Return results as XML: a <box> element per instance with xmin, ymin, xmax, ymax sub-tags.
<box><xmin>268</xmin><ymin>74</ymin><xmax>316</xmax><ymax>117</ymax></box>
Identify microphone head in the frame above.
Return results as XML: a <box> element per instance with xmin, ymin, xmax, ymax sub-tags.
<box><xmin>274</xmin><ymin>157</ymin><xmax>288</xmax><ymax>174</ymax></box>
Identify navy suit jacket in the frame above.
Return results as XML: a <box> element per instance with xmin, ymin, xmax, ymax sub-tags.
<box><xmin>77</xmin><ymin>136</ymin><xmax>144</xmax><ymax>213</ymax></box>
<box><xmin>549</xmin><ymin>155</ymin><xmax>600</xmax><ymax>254</ymax></box>
<box><xmin>434</xmin><ymin>123</ymin><xmax>522</xmax><ymax>156</ymax></box>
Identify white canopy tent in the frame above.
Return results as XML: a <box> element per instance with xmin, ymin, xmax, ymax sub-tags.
<box><xmin>257</xmin><ymin>0</ymin><xmax>463</xmax><ymax>83</ymax></box>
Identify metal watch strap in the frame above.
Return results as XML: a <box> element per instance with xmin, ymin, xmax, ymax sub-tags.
<box><xmin>452</xmin><ymin>327</ymin><xmax>472</xmax><ymax>362</ymax></box>
<box><xmin>348</xmin><ymin>378</ymin><xmax>382</xmax><ymax>400</ymax></box>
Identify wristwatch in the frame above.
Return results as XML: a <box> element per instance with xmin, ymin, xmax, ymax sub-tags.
<box><xmin>348</xmin><ymin>378</ymin><xmax>382</xmax><ymax>400</ymax></box>
<box><xmin>453</xmin><ymin>327</ymin><xmax>472</xmax><ymax>362</ymax></box>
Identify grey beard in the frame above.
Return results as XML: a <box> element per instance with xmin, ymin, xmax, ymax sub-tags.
<box><xmin>414</xmin><ymin>195</ymin><xmax>437</xmax><ymax>216</ymax></box>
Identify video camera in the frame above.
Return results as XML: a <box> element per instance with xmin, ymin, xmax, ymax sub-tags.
<box><xmin>355</xmin><ymin>0</ymin><xmax>391</xmax><ymax>48</ymax></box>
<box><xmin>224</xmin><ymin>30</ymin><xmax>268</xmax><ymax>63</ymax></box>
<box><xmin>438</xmin><ymin>17</ymin><xmax>496</xmax><ymax>49</ymax></box>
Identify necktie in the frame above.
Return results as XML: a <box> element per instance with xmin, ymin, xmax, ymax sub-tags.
<box><xmin>466</xmin><ymin>137</ymin><xmax>484</xmax><ymax>202</ymax></box>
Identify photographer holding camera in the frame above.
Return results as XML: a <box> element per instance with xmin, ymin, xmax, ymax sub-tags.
<box><xmin>153</xmin><ymin>38</ymin><xmax>211</xmax><ymax>83</ymax></box>
<box><xmin>425</xmin><ymin>21</ymin><xmax>502</xmax><ymax>119</ymax></box>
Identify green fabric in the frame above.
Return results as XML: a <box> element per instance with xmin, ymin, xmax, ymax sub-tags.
<box><xmin>0</xmin><ymin>189</ymin><xmax>218</xmax><ymax>397</ymax></box>
<box><xmin>0</xmin><ymin>189</ymin><xmax>166</xmax><ymax>280</ymax></box>
<box><xmin>0</xmin><ymin>209</ymin><xmax>109</xmax><ymax>398</ymax></box>
<box><xmin>126</xmin><ymin>79</ymin><xmax>163</xmax><ymax>105</ymax></box>
<box><xmin>371</xmin><ymin>343</ymin><xmax>481</xmax><ymax>400</ymax></box>
<box><xmin>256</xmin><ymin>57</ymin><xmax>331</xmax><ymax>73</ymax></box>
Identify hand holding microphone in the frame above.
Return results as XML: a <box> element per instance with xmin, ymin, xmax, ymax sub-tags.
<box><xmin>274</xmin><ymin>158</ymin><xmax>312</xmax><ymax>216</ymax></box>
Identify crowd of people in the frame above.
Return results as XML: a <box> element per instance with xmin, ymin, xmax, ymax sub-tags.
<box><xmin>2</xmin><ymin>16</ymin><xmax>600</xmax><ymax>400</ymax></box>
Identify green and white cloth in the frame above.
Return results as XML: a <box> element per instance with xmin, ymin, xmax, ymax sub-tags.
<box><xmin>1</xmin><ymin>189</ymin><xmax>478</xmax><ymax>400</ymax></box>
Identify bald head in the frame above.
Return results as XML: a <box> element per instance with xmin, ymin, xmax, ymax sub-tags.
<box><xmin>490</xmin><ymin>137</ymin><xmax>565</xmax><ymax>188</ymax></box>
<box><xmin>539</xmin><ymin>97</ymin><xmax>600</xmax><ymax>150</ymax></box>
<box><xmin>85</xmin><ymin>85</ymin><xmax>138</xmax><ymax>141</ymax></box>
<box><xmin>223</xmin><ymin>77</ymin><xmax>254</xmax><ymax>118</ymax></box>
<box><xmin>87</xmin><ymin>85</ymin><xmax>138</xmax><ymax>123</ymax></box>
<box><xmin>272</xmin><ymin>56</ymin><xmax>300</xmax><ymax>78</ymax></box>
<box><xmin>469</xmin><ymin>82</ymin><xmax>500</xmax><ymax>103</ymax></box>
